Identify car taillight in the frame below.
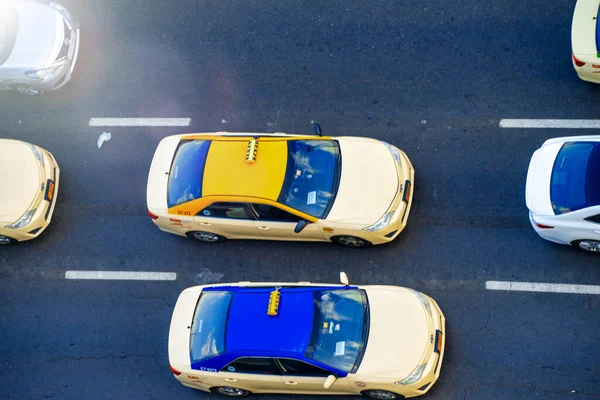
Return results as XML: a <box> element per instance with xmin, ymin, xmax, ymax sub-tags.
<box><xmin>572</xmin><ymin>53</ymin><xmax>586</xmax><ymax>67</ymax></box>
<box><xmin>148</xmin><ymin>209</ymin><xmax>159</xmax><ymax>220</ymax></box>
<box><xmin>170</xmin><ymin>365</ymin><xmax>181</xmax><ymax>376</ymax></box>
<box><xmin>535</xmin><ymin>222</ymin><xmax>554</xmax><ymax>229</ymax></box>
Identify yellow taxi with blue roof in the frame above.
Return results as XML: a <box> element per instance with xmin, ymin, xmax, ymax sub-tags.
<box><xmin>168</xmin><ymin>273</ymin><xmax>446</xmax><ymax>398</ymax></box>
<box><xmin>146</xmin><ymin>130</ymin><xmax>414</xmax><ymax>247</ymax></box>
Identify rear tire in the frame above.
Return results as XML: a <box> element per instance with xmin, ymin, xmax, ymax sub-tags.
<box><xmin>187</xmin><ymin>231</ymin><xmax>225</xmax><ymax>243</ymax></box>
<box><xmin>210</xmin><ymin>386</ymin><xmax>251</xmax><ymax>397</ymax></box>
<box><xmin>331</xmin><ymin>235</ymin><xmax>372</xmax><ymax>248</ymax></box>
<box><xmin>0</xmin><ymin>235</ymin><xmax>16</xmax><ymax>245</ymax></box>
<box><xmin>572</xmin><ymin>239</ymin><xmax>600</xmax><ymax>253</ymax></box>
<box><xmin>363</xmin><ymin>390</ymin><xmax>404</xmax><ymax>399</ymax></box>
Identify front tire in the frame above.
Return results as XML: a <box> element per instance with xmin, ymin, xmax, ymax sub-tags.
<box><xmin>0</xmin><ymin>235</ymin><xmax>16</xmax><ymax>245</ymax></box>
<box><xmin>211</xmin><ymin>386</ymin><xmax>251</xmax><ymax>397</ymax></box>
<box><xmin>363</xmin><ymin>390</ymin><xmax>404</xmax><ymax>399</ymax></box>
<box><xmin>573</xmin><ymin>239</ymin><xmax>600</xmax><ymax>253</ymax></box>
<box><xmin>332</xmin><ymin>235</ymin><xmax>372</xmax><ymax>248</ymax></box>
<box><xmin>187</xmin><ymin>231</ymin><xmax>226</xmax><ymax>243</ymax></box>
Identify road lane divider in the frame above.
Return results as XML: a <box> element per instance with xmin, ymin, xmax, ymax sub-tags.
<box><xmin>499</xmin><ymin>119</ymin><xmax>600</xmax><ymax>129</ymax></box>
<box><xmin>89</xmin><ymin>118</ymin><xmax>191</xmax><ymax>127</ymax></box>
<box><xmin>65</xmin><ymin>271</ymin><xmax>177</xmax><ymax>281</ymax></box>
<box><xmin>486</xmin><ymin>281</ymin><xmax>600</xmax><ymax>295</ymax></box>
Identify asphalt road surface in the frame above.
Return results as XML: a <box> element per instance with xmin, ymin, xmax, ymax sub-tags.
<box><xmin>1</xmin><ymin>1</ymin><xmax>599</xmax><ymax>399</ymax></box>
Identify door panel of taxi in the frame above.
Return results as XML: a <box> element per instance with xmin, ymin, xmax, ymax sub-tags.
<box><xmin>193</xmin><ymin>202</ymin><xmax>260</xmax><ymax>239</ymax></box>
<box><xmin>248</xmin><ymin>203</ymin><xmax>325</xmax><ymax>241</ymax></box>
<box><xmin>276</xmin><ymin>358</ymin><xmax>353</xmax><ymax>395</ymax></box>
<box><xmin>218</xmin><ymin>357</ymin><xmax>289</xmax><ymax>394</ymax></box>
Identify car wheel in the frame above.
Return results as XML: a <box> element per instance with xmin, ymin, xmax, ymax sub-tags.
<box><xmin>211</xmin><ymin>386</ymin><xmax>251</xmax><ymax>397</ymax></box>
<box><xmin>363</xmin><ymin>390</ymin><xmax>404</xmax><ymax>399</ymax></box>
<box><xmin>187</xmin><ymin>231</ymin><xmax>225</xmax><ymax>243</ymax></box>
<box><xmin>0</xmin><ymin>235</ymin><xmax>16</xmax><ymax>245</ymax></box>
<box><xmin>332</xmin><ymin>235</ymin><xmax>372</xmax><ymax>248</ymax></box>
<box><xmin>12</xmin><ymin>85</ymin><xmax>44</xmax><ymax>96</ymax></box>
<box><xmin>573</xmin><ymin>240</ymin><xmax>600</xmax><ymax>253</ymax></box>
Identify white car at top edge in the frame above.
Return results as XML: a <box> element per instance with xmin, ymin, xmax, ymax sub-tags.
<box><xmin>525</xmin><ymin>136</ymin><xmax>600</xmax><ymax>253</ymax></box>
<box><xmin>572</xmin><ymin>0</ymin><xmax>600</xmax><ymax>83</ymax></box>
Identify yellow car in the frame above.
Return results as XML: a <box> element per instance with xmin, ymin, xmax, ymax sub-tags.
<box><xmin>0</xmin><ymin>139</ymin><xmax>60</xmax><ymax>245</ymax></box>
<box><xmin>169</xmin><ymin>273</ymin><xmax>445</xmax><ymax>398</ymax></box>
<box><xmin>147</xmin><ymin>131</ymin><xmax>414</xmax><ymax>248</ymax></box>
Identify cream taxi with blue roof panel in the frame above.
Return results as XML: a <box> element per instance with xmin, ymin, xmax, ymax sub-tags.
<box><xmin>147</xmin><ymin>130</ymin><xmax>414</xmax><ymax>248</ymax></box>
<box><xmin>168</xmin><ymin>273</ymin><xmax>446</xmax><ymax>398</ymax></box>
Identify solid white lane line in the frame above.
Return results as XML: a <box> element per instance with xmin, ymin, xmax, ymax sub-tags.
<box><xmin>89</xmin><ymin>118</ymin><xmax>191</xmax><ymax>127</ymax></box>
<box><xmin>485</xmin><ymin>281</ymin><xmax>600</xmax><ymax>295</ymax></box>
<box><xmin>499</xmin><ymin>119</ymin><xmax>600</xmax><ymax>129</ymax></box>
<box><xmin>65</xmin><ymin>271</ymin><xmax>177</xmax><ymax>281</ymax></box>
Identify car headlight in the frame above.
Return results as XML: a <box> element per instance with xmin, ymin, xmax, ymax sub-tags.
<box><xmin>410</xmin><ymin>290</ymin><xmax>432</xmax><ymax>315</ymax></box>
<box><xmin>395</xmin><ymin>363</ymin><xmax>426</xmax><ymax>385</ymax></box>
<box><xmin>363</xmin><ymin>211</ymin><xmax>394</xmax><ymax>232</ymax></box>
<box><xmin>49</xmin><ymin>1</ymin><xmax>73</xmax><ymax>22</ymax></box>
<box><xmin>381</xmin><ymin>141</ymin><xmax>401</xmax><ymax>163</ymax></box>
<box><xmin>28</xmin><ymin>144</ymin><xmax>45</xmax><ymax>167</ymax></box>
<box><xmin>26</xmin><ymin>64</ymin><xmax>64</xmax><ymax>81</ymax></box>
<box><xmin>5</xmin><ymin>209</ymin><xmax>37</xmax><ymax>229</ymax></box>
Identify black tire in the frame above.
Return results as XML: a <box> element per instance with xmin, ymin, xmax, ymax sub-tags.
<box><xmin>187</xmin><ymin>231</ymin><xmax>226</xmax><ymax>243</ymax></box>
<box><xmin>331</xmin><ymin>235</ymin><xmax>372</xmax><ymax>248</ymax></box>
<box><xmin>210</xmin><ymin>386</ymin><xmax>251</xmax><ymax>397</ymax></box>
<box><xmin>0</xmin><ymin>235</ymin><xmax>16</xmax><ymax>245</ymax></box>
<box><xmin>11</xmin><ymin>85</ymin><xmax>44</xmax><ymax>96</ymax></box>
<box><xmin>572</xmin><ymin>240</ymin><xmax>600</xmax><ymax>253</ymax></box>
<box><xmin>362</xmin><ymin>390</ymin><xmax>404</xmax><ymax>399</ymax></box>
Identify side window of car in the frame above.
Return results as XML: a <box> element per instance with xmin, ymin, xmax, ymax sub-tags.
<box><xmin>277</xmin><ymin>358</ymin><xmax>332</xmax><ymax>377</ymax></box>
<box><xmin>585</xmin><ymin>214</ymin><xmax>600</xmax><ymax>224</ymax></box>
<box><xmin>221</xmin><ymin>357</ymin><xmax>279</xmax><ymax>375</ymax></box>
<box><xmin>197</xmin><ymin>202</ymin><xmax>251</xmax><ymax>219</ymax></box>
<box><xmin>249</xmin><ymin>203</ymin><xmax>302</xmax><ymax>222</ymax></box>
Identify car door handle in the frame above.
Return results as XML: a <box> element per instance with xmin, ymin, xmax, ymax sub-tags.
<box><xmin>224</xmin><ymin>378</ymin><xmax>237</xmax><ymax>382</ymax></box>
<box><xmin>257</xmin><ymin>226</ymin><xmax>270</xmax><ymax>230</ymax></box>
<box><xmin>199</xmin><ymin>222</ymin><xmax>212</xmax><ymax>226</ymax></box>
<box><xmin>284</xmin><ymin>381</ymin><xmax>298</xmax><ymax>385</ymax></box>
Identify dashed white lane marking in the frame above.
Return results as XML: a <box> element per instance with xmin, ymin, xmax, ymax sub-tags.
<box><xmin>499</xmin><ymin>119</ymin><xmax>600</xmax><ymax>129</ymax></box>
<box><xmin>65</xmin><ymin>271</ymin><xmax>177</xmax><ymax>281</ymax></box>
<box><xmin>89</xmin><ymin>118</ymin><xmax>191</xmax><ymax>127</ymax></box>
<box><xmin>485</xmin><ymin>281</ymin><xmax>600</xmax><ymax>295</ymax></box>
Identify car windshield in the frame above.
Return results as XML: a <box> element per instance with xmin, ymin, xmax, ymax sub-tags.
<box><xmin>167</xmin><ymin>140</ymin><xmax>211</xmax><ymax>208</ymax></box>
<box><xmin>305</xmin><ymin>289</ymin><xmax>369</xmax><ymax>373</ymax></box>
<box><xmin>190</xmin><ymin>291</ymin><xmax>233</xmax><ymax>364</ymax></box>
<box><xmin>277</xmin><ymin>140</ymin><xmax>340</xmax><ymax>219</ymax></box>
<box><xmin>0</xmin><ymin>2</ymin><xmax>18</xmax><ymax>65</ymax></box>
<box><xmin>551</xmin><ymin>142</ymin><xmax>600</xmax><ymax>215</ymax></box>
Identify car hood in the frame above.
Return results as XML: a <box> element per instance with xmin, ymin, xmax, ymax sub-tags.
<box><xmin>571</xmin><ymin>0</ymin><xmax>599</xmax><ymax>56</ymax></box>
<box><xmin>357</xmin><ymin>287</ymin><xmax>430</xmax><ymax>379</ymax></box>
<box><xmin>3</xmin><ymin>1</ymin><xmax>62</xmax><ymax>69</ymax></box>
<box><xmin>326</xmin><ymin>138</ymin><xmax>398</xmax><ymax>225</ymax></box>
<box><xmin>168</xmin><ymin>288</ymin><xmax>202</xmax><ymax>369</ymax></box>
<box><xmin>147</xmin><ymin>135</ymin><xmax>181</xmax><ymax>211</ymax></box>
<box><xmin>525</xmin><ymin>143</ymin><xmax>562</xmax><ymax>216</ymax></box>
<box><xmin>0</xmin><ymin>140</ymin><xmax>40</xmax><ymax>223</ymax></box>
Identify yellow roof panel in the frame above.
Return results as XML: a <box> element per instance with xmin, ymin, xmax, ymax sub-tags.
<box><xmin>203</xmin><ymin>139</ymin><xmax>288</xmax><ymax>200</ymax></box>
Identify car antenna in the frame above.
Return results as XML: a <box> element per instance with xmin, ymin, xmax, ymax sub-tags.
<box><xmin>312</xmin><ymin>121</ymin><xmax>322</xmax><ymax>137</ymax></box>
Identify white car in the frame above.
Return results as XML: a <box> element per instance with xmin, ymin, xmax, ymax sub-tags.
<box><xmin>571</xmin><ymin>0</ymin><xmax>600</xmax><ymax>83</ymax></box>
<box><xmin>525</xmin><ymin>136</ymin><xmax>600</xmax><ymax>253</ymax></box>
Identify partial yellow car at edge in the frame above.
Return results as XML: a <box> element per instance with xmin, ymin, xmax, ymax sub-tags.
<box><xmin>147</xmin><ymin>132</ymin><xmax>414</xmax><ymax>248</ymax></box>
<box><xmin>0</xmin><ymin>139</ymin><xmax>60</xmax><ymax>245</ymax></box>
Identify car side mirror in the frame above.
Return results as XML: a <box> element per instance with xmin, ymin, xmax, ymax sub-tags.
<box><xmin>323</xmin><ymin>374</ymin><xmax>337</xmax><ymax>389</ymax></box>
<box><xmin>294</xmin><ymin>220</ymin><xmax>309</xmax><ymax>233</ymax></box>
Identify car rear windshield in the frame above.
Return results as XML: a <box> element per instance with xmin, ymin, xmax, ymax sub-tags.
<box><xmin>277</xmin><ymin>140</ymin><xmax>340</xmax><ymax>219</ymax></box>
<box><xmin>305</xmin><ymin>289</ymin><xmax>369</xmax><ymax>373</ymax></box>
<box><xmin>190</xmin><ymin>291</ymin><xmax>233</xmax><ymax>364</ymax></box>
<box><xmin>167</xmin><ymin>140</ymin><xmax>211</xmax><ymax>208</ymax></box>
<box><xmin>551</xmin><ymin>142</ymin><xmax>600</xmax><ymax>215</ymax></box>
<box><xmin>0</xmin><ymin>2</ymin><xmax>18</xmax><ymax>65</ymax></box>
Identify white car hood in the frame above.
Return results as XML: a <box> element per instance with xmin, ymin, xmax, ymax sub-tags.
<box><xmin>572</xmin><ymin>0</ymin><xmax>599</xmax><ymax>56</ymax></box>
<box><xmin>147</xmin><ymin>135</ymin><xmax>181</xmax><ymax>211</ymax></box>
<box><xmin>169</xmin><ymin>288</ymin><xmax>202</xmax><ymax>369</ymax></box>
<box><xmin>326</xmin><ymin>139</ymin><xmax>398</xmax><ymax>225</ymax></box>
<box><xmin>3</xmin><ymin>1</ymin><xmax>61</xmax><ymax>69</ymax></box>
<box><xmin>525</xmin><ymin>143</ymin><xmax>562</xmax><ymax>216</ymax></box>
<box><xmin>357</xmin><ymin>288</ymin><xmax>430</xmax><ymax>379</ymax></box>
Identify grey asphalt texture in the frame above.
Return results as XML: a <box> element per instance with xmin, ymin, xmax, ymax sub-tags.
<box><xmin>0</xmin><ymin>1</ymin><xmax>599</xmax><ymax>399</ymax></box>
